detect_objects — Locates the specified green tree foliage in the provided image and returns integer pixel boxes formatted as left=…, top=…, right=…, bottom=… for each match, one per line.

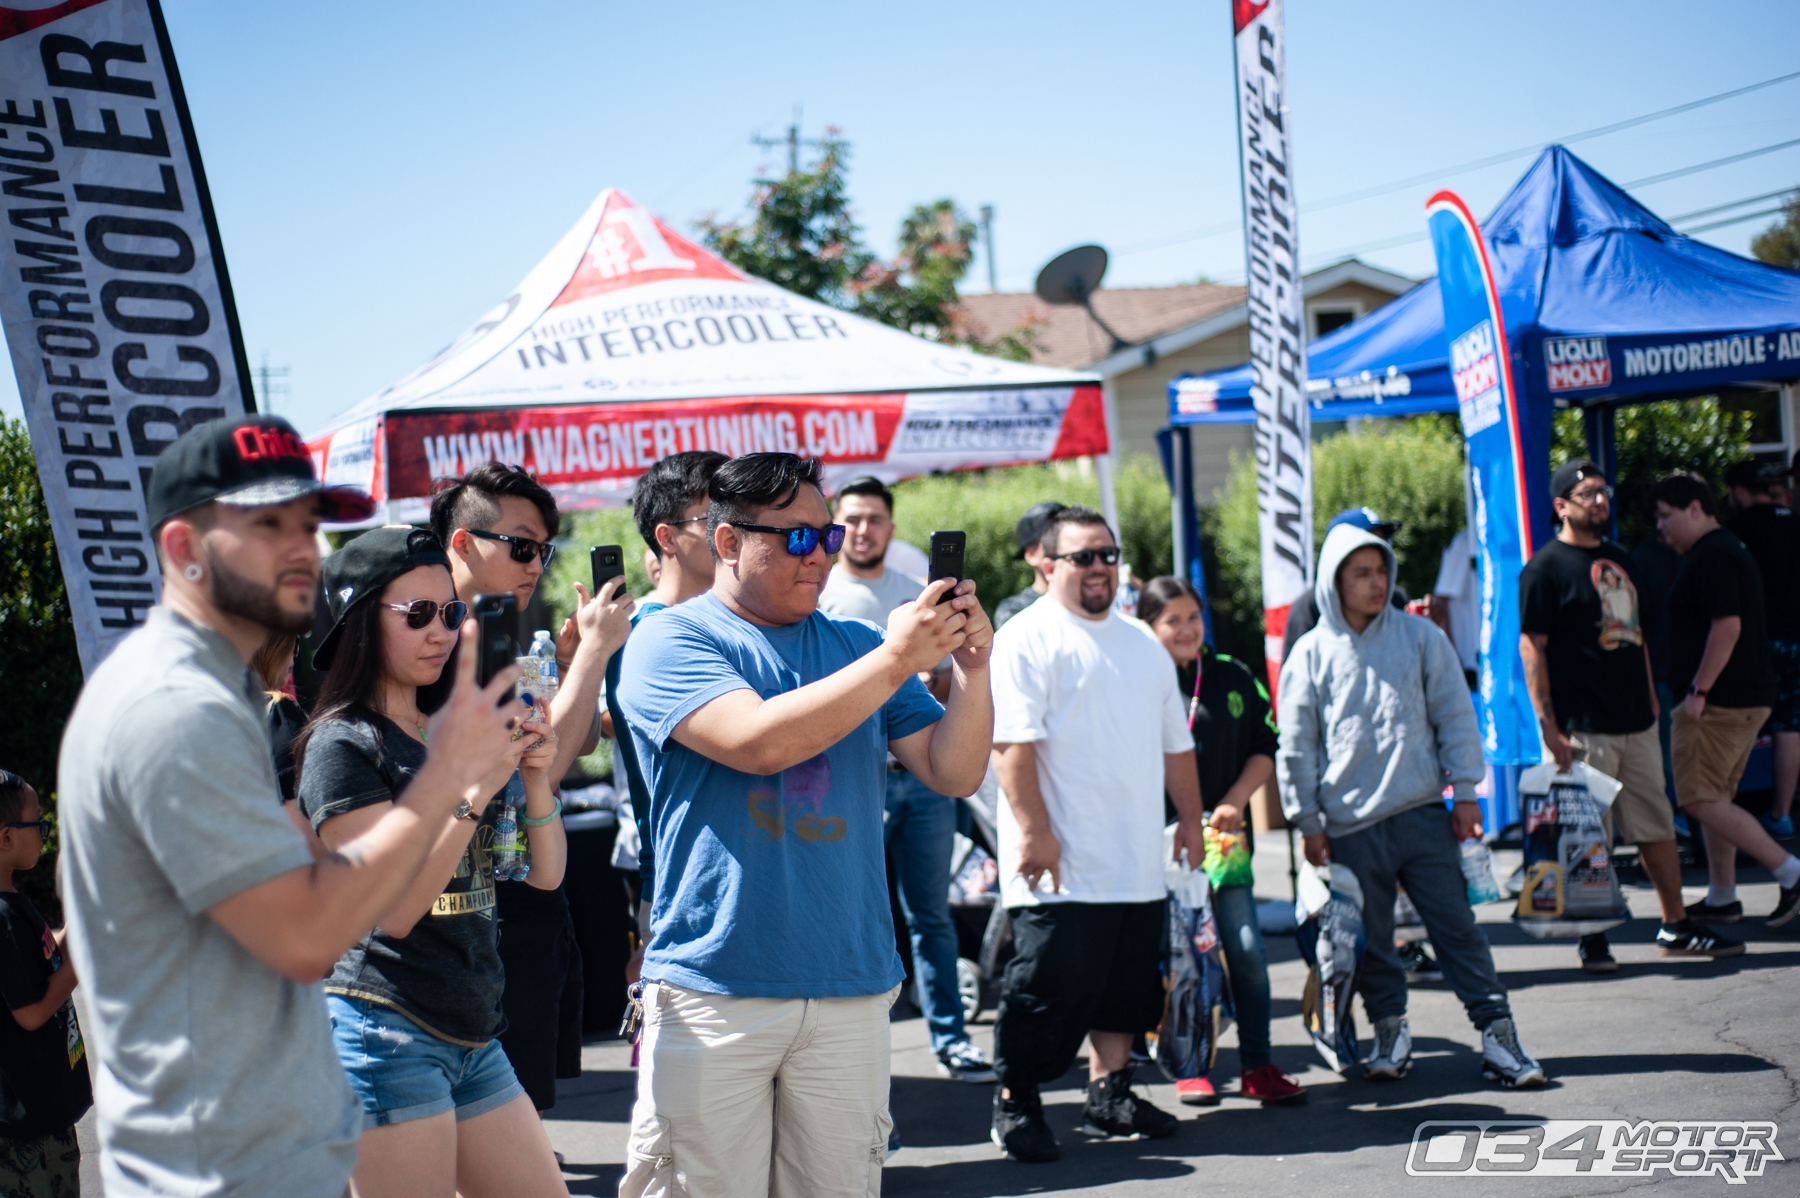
left=0, top=416, right=81, bottom=921
left=1550, top=397, right=1754, bottom=548
left=1750, top=191, right=1800, bottom=271
left=700, top=136, right=1039, bottom=361
left=1214, top=417, right=1469, bottom=677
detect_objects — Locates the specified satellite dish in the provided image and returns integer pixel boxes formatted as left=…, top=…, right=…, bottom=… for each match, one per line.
left=1033, top=244, right=1130, bottom=353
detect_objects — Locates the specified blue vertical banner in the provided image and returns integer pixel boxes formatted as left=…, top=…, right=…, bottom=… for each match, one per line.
left=1427, top=191, right=1540, bottom=766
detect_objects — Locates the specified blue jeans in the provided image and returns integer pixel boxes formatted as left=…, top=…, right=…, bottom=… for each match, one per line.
left=1210, top=884, right=1272, bottom=1071
left=884, top=769, right=967, bottom=1052
left=326, top=994, right=523, bottom=1128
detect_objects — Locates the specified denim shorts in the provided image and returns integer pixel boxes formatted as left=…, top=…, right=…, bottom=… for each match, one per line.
left=326, top=993, right=523, bottom=1129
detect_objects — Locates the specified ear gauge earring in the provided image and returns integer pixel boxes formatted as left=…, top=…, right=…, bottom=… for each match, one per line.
left=183, top=564, right=203, bottom=582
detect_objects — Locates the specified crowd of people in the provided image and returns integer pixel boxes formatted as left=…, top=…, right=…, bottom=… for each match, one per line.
left=2, top=411, right=1798, bottom=1196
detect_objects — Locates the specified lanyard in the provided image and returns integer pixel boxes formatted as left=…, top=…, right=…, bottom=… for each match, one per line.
left=1186, top=656, right=1204, bottom=727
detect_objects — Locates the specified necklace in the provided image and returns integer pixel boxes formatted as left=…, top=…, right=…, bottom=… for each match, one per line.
left=382, top=706, right=429, bottom=744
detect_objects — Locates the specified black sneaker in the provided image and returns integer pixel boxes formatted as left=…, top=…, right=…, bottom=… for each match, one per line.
left=1685, top=897, right=1744, bottom=924
left=1770, top=884, right=1800, bottom=929
left=1397, top=941, right=1442, bottom=982
left=991, top=1088, right=1059, bottom=1162
left=1080, top=1068, right=1179, bottom=1140
left=1577, top=933, right=1617, bottom=974
left=1656, top=920, right=1746, bottom=957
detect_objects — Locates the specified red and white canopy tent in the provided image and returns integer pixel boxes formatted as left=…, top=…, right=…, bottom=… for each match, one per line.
left=307, top=190, right=1105, bottom=524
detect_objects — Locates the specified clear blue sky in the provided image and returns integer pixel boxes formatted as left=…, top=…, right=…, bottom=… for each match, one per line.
left=4, top=0, right=1797, bottom=433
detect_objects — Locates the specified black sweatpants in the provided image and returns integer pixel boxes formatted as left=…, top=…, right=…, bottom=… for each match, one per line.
left=992, top=900, right=1166, bottom=1090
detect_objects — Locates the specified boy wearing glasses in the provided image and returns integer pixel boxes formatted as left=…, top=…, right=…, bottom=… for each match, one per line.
left=0, top=770, right=91, bottom=1198
left=432, top=462, right=636, bottom=1116
left=987, top=505, right=1204, bottom=1162
left=615, top=453, right=994, bottom=1197
left=1520, top=459, right=1707, bottom=970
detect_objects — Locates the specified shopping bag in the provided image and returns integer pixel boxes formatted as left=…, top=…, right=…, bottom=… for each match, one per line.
left=1513, top=760, right=1629, bottom=939
left=1202, top=826, right=1256, bottom=890
left=1294, top=862, right=1365, bottom=1074
left=1155, top=836, right=1234, bottom=1082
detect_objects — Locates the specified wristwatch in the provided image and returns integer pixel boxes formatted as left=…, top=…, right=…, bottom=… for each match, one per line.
left=453, top=799, right=477, bottom=821
left=1687, top=684, right=1709, bottom=699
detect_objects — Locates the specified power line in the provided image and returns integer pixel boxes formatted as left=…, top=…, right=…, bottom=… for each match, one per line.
left=1620, top=136, right=1800, bottom=188
left=1667, top=187, right=1799, bottom=223
left=1680, top=205, right=1792, bottom=235
left=1115, top=69, right=1800, bottom=259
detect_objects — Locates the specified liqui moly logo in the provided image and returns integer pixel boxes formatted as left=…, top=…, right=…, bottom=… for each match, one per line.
left=1451, top=322, right=1499, bottom=403
left=1545, top=336, right=1611, bottom=392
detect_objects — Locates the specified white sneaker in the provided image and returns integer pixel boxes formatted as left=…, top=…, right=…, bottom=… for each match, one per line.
left=1362, top=1015, right=1412, bottom=1080
left=936, top=1039, right=998, bottom=1083
left=1481, top=1017, right=1546, bottom=1088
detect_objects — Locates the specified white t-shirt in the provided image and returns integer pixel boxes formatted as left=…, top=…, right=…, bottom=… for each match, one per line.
left=1434, top=528, right=1480, bottom=672
left=990, top=597, right=1194, bottom=907
left=818, top=564, right=925, bottom=622
left=884, top=538, right=930, bottom=580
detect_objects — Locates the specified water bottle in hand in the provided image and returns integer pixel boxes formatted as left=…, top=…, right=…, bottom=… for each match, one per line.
left=491, top=776, right=530, bottom=882
left=1460, top=838, right=1501, bottom=905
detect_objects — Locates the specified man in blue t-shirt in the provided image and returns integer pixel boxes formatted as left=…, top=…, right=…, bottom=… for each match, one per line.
left=616, top=453, right=994, bottom=1196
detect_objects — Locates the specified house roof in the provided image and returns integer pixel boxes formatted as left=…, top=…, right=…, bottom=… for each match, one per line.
left=956, top=258, right=1416, bottom=377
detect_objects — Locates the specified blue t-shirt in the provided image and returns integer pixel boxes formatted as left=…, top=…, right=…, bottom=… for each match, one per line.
left=617, top=590, right=943, bottom=997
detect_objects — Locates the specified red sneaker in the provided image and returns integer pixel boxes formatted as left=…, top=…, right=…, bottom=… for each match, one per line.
left=1175, top=1076, right=1218, bottom=1106
left=1241, top=1064, right=1307, bottom=1105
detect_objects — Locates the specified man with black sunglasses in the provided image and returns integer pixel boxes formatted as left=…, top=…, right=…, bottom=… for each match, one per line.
left=615, top=453, right=994, bottom=1196
left=431, top=462, right=635, bottom=1117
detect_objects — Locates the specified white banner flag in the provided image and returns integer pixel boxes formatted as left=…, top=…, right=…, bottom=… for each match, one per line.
left=0, top=0, right=254, bottom=672
left=1231, top=0, right=1312, bottom=691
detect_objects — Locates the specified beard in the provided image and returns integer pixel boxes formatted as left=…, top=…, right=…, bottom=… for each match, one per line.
left=204, top=544, right=315, bottom=634
left=1079, top=576, right=1116, bottom=614
left=843, top=545, right=885, bottom=570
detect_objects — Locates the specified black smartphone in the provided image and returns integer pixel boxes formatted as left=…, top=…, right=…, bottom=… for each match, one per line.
left=471, top=592, right=518, bottom=701
left=929, top=531, right=966, bottom=604
left=591, top=544, right=624, bottom=596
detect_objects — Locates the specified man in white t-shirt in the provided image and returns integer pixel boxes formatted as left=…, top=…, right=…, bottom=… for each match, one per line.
left=818, top=476, right=996, bottom=1084
left=1434, top=528, right=1480, bottom=677
left=987, top=505, right=1205, bottom=1163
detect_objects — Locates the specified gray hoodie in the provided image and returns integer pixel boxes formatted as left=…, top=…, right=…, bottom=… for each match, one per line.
left=1277, top=524, right=1483, bottom=839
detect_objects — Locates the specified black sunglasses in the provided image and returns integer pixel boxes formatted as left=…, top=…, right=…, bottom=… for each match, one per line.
left=730, top=522, right=847, bottom=556
left=1047, top=547, right=1122, bottom=568
left=467, top=528, right=557, bottom=567
left=3, top=820, right=51, bottom=838
left=382, top=598, right=470, bottom=630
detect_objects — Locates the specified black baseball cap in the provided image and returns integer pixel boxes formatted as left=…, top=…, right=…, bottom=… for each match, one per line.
left=313, top=526, right=452, bottom=669
left=1552, top=458, right=1604, bottom=501
left=148, top=414, right=376, bottom=531
left=1015, top=501, right=1067, bottom=557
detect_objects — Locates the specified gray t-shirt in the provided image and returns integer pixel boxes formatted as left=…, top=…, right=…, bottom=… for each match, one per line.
left=57, top=608, right=359, bottom=1198
left=819, top=566, right=951, bottom=673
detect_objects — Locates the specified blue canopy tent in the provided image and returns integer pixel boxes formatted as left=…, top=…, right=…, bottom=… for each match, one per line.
left=1165, top=144, right=1800, bottom=587
left=1162, top=145, right=1800, bottom=825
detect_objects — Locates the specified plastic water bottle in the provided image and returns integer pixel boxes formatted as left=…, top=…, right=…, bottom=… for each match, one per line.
left=491, top=775, right=530, bottom=882
left=1113, top=563, right=1140, bottom=618
left=522, top=629, right=559, bottom=715
left=1460, top=839, right=1501, bottom=905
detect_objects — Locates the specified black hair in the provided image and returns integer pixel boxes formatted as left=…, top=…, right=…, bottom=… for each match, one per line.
left=1136, top=576, right=1204, bottom=628
left=706, top=453, right=825, bottom=560
left=1040, top=504, right=1114, bottom=557
left=1724, top=459, right=1783, bottom=497
left=293, top=569, right=456, bottom=782
left=429, top=461, right=561, bottom=549
left=0, top=770, right=31, bottom=825
left=1651, top=473, right=1716, bottom=517
left=632, top=450, right=729, bottom=558
left=833, top=475, right=893, bottom=514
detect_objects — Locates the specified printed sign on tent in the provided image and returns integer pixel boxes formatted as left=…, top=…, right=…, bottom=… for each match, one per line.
left=1427, top=190, right=1540, bottom=766
left=0, top=0, right=255, bottom=672
left=1230, top=0, right=1313, bottom=696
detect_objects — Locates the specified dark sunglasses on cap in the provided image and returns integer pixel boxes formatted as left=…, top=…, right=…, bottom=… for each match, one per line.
left=1047, top=546, right=1122, bottom=568
left=731, top=522, right=847, bottom=556
left=466, top=527, right=557, bottom=567
left=382, top=598, right=470, bottom=630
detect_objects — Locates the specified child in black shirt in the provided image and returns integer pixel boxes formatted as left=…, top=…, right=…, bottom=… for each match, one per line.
left=0, top=769, right=92, bottom=1197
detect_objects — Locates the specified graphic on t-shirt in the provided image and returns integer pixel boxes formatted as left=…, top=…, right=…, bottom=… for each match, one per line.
left=1590, top=559, right=1642, bottom=650
left=745, top=753, right=845, bottom=843
left=39, top=923, right=84, bottom=1066
left=434, top=824, right=497, bottom=917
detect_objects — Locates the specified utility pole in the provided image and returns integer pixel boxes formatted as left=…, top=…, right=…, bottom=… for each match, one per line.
left=980, top=204, right=997, bottom=292
left=751, top=104, right=824, bottom=176
left=255, top=351, right=290, bottom=414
